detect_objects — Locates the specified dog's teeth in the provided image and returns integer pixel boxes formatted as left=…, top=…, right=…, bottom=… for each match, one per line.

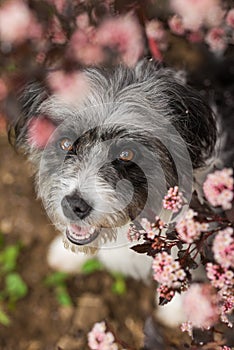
left=66, top=225, right=99, bottom=245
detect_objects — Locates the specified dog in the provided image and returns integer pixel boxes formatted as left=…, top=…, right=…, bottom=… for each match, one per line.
left=8, top=60, right=217, bottom=325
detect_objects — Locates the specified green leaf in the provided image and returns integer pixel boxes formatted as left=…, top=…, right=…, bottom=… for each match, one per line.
left=44, top=272, right=69, bottom=287
left=5, top=273, right=28, bottom=302
left=0, top=232, right=4, bottom=248
left=6, top=63, right=16, bottom=72
left=0, top=245, right=20, bottom=273
left=55, top=286, right=72, bottom=306
left=111, top=275, right=126, bottom=295
left=0, top=308, right=11, bottom=326
left=0, top=292, right=5, bottom=302
left=81, top=258, right=103, bottom=275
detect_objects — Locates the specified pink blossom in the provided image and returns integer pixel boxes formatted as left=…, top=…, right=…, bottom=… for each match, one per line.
left=220, top=293, right=234, bottom=327
left=212, top=228, right=234, bottom=269
left=226, top=8, right=234, bottom=28
left=88, top=321, right=118, bottom=350
left=28, top=117, right=56, bottom=149
left=206, top=263, right=233, bottom=292
left=205, top=262, right=233, bottom=327
left=183, top=283, right=219, bottom=329
left=221, top=347, right=232, bottom=350
left=203, top=168, right=233, bottom=210
left=47, top=70, right=89, bottom=104
left=127, top=223, right=141, bottom=242
left=95, top=15, right=144, bottom=67
left=168, top=15, right=185, bottom=36
left=48, top=16, right=66, bottom=44
left=157, top=284, right=175, bottom=303
left=187, top=31, right=204, bottom=43
left=76, top=12, right=90, bottom=30
left=0, top=79, right=8, bottom=101
left=146, top=19, right=168, bottom=56
left=152, top=251, right=186, bottom=288
left=140, top=217, right=166, bottom=240
left=163, top=186, right=183, bottom=213
left=146, top=20, right=167, bottom=43
left=68, top=29, right=105, bottom=66
left=0, top=0, right=42, bottom=44
left=36, top=51, right=46, bottom=64
left=205, top=27, right=227, bottom=53
left=170, top=0, right=224, bottom=31
left=176, top=209, right=208, bottom=243
left=181, top=321, right=193, bottom=337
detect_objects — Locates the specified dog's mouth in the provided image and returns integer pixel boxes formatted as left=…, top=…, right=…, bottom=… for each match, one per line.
left=66, top=224, right=99, bottom=245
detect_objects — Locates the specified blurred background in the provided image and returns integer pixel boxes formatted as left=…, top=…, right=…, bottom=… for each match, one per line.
left=0, top=0, right=234, bottom=349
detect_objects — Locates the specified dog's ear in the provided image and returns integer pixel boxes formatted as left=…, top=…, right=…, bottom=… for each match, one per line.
left=135, top=61, right=216, bottom=170
left=8, top=82, right=56, bottom=151
left=170, top=80, right=216, bottom=169
left=156, top=70, right=217, bottom=170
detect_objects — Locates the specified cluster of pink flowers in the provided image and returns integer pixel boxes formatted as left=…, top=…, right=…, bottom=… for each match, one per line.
left=168, top=15, right=185, bottom=36
left=182, top=283, right=220, bottom=329
left=169, top=0, right=234, bottom=54
left=145, top=19, right=168, bottom=61
left=226, top=8, right=234, bottom=28
left=205, top=27, right=227, bottom=53
left=152, top=251, right=186, bottom=288
left=47, top=70, right=89, bottom=104
left=0, top=0, right=42, bottom=44
left=203, top=168, right=233, bottom=210
left=212, top=228, right=234, bottom=269
left=163, top=186, right=183, bottom=213
left=140, top=217, right=166, bottom=240
left=68, top=13, right=144, bottom=67
left=206, top=263, right=233, bottom=293
left=127, top=216, right=166, bottom=242
left=157, top=284, right=176, bottom=303
left=88, top=322, right=118, bottom=350
left=181, top=321, right=193, bottom=337
left=1, top=0, right=234, bottom=117
left=95, top=15, right=145, bottom=67
left=0, top=0, right=145, bottom=91
left=206, top=263, right=234, bottom=328
left=170, top=0, right=224, bottom=31
left=127, top=224, right=142, bottom=242
left=175, top=209, right=209, bottom=243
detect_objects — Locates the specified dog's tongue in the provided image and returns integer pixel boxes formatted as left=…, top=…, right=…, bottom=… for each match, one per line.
left=70, top=224, right=90, bottom=236
left=66, top=224, right=98, bottom=245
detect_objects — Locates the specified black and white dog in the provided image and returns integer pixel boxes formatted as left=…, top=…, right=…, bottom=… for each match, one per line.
left=9, top=60, right=218, bottom=325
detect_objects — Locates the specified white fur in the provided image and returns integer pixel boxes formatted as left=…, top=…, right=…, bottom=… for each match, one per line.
left=156, top=293, right=186, bottom=327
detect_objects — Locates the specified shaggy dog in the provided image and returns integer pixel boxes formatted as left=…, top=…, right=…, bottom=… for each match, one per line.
left=9, top=60, right=217, bottom=324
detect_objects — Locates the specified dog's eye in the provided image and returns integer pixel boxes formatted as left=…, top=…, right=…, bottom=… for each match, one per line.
left=60, top=138, right=73, bottom=151
left=119, top=150, right=134, bottom=162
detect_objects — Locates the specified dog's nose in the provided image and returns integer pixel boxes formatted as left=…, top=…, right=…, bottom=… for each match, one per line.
left=61, top=194, right=92, bottom=220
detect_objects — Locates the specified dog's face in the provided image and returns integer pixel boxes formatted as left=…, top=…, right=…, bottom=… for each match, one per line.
left=9, top=61, right=216, bottom=250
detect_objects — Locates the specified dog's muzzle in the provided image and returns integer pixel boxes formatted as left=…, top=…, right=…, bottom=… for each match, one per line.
left=66, top=224, right=99, bottom=245
left=61, top=193, right=92, bottom=220
left=62, top=193, right=99, bottom=245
